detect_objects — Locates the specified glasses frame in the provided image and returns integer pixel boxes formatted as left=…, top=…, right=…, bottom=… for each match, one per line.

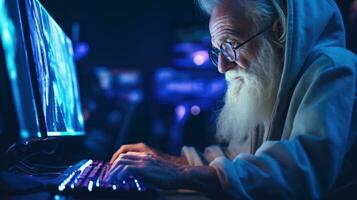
left=209, top=23, right=273, bottom=67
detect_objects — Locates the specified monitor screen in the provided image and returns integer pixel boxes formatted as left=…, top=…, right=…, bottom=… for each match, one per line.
left=25, top=0, right=84, bottom=136
left=0, top=0, right=41, bottom=142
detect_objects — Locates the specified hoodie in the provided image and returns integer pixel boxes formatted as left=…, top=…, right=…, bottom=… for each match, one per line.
left=182, top=0, right=357, bottom=198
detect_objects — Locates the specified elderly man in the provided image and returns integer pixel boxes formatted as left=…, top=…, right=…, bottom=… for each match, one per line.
left=106, top=0, right=357, bottom=199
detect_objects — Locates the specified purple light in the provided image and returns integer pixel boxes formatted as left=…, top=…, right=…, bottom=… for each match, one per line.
left=78, top=43, right=89, bottom=54
left=128, top=91, right=143, bottom=102
left=117, top=72, right=140, bottom=85
left=98, top=74, right=111, bottom=90
left=175, top=105, right=186, bottom=121
left=210, top=80, right=226, bottom=93
left=166, top=83, right=194, bottom=93
left=190, top=105, right=201, bottom=116
left=74, top=42, right=89, bottom=60
left=156, top=68, right=174, bottom=80
left=172, top=43, right=201, bottom=52
left=192, top=51, right=208, bottom=66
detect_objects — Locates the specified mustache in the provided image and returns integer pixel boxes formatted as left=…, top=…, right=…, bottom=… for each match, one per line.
left=225, top=69, right=250, bottom=83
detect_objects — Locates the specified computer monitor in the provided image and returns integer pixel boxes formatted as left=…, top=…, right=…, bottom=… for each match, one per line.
left=1, top=0, right=85, bottom=154
left=22, top=0, right=85, bottom=137
left=0, top=0, right=42, bottom=153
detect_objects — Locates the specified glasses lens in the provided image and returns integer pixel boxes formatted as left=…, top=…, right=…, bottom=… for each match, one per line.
left=221, top=42, right=236, bottom=62
left=209, top=48, right=219, bottom=66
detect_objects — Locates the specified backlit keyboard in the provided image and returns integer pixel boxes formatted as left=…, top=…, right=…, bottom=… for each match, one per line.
left=47, top=159, right=156, bottom=198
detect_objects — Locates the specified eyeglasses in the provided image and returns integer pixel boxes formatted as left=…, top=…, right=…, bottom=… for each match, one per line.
left=209, top=24, right=273, bottom=67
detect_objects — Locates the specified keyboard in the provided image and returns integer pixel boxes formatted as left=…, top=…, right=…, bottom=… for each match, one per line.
left=47, top=159, right=157, bottom=198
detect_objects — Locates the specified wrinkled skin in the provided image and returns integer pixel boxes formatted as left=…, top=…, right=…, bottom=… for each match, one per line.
left=105, top=143, right=189, bottom=188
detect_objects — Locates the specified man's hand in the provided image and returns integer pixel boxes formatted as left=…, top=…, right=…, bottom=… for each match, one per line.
left=105, top=151, right=188, bottom=189
left=106, top=143, right=223, bottom=193
left=109, top=143, right=188, bottom=166
left=105, top=151, right=222, bottom=193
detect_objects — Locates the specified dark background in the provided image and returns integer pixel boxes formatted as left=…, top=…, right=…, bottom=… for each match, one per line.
left=36, top=0, right=356, bottom=161
left=39, top=0, right=220, bottom=161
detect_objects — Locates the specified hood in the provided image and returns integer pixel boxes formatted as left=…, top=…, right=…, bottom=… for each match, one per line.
left=268, top=0, right=346, bottom=139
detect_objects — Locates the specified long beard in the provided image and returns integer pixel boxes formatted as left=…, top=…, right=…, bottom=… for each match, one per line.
left=216, top=38, right=282, bottom=150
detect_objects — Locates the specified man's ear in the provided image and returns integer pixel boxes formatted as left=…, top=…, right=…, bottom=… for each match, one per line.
left=271, top=18, right=285, bottom=48
left=272, top=18, right=281, bottom=36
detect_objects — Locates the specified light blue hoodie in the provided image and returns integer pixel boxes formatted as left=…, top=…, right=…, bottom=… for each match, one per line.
left=182, top=0, right=357, bottom=198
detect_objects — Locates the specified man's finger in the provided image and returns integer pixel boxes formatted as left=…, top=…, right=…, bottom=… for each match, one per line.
left=106, top=165, right=144, bottom=183
left=125, top=151, right=150, bottom=156
left=104, top=164, right=124, bottom=182
left=115, top=158, right=138, bottom=166
left=109, top=143, right=147, bottom=164
left=109, top=145, right=131, bottom=164
left=115, top=151, right=150, bottom=163
left=115, top=165, right=144, bottom=183
left=106, top=159, right=136, bottom=178
left=115, top=153, right=148, bottom=163
left=109, top=153, right=149, bottom=172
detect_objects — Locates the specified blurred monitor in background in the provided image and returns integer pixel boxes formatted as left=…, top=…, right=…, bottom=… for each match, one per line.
left=146, top=23, right=226, bottom=154
left=94, top=67, right=143, bottom=102
left=171, top=24, right=212, bottom=68
left=154, top=68, right=225, bottom=106
left=82, top=67, right=143, bottom=160
left=153, top=67, right=226, bottom=153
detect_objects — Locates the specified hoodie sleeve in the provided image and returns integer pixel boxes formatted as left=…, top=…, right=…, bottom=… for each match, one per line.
left=209, top=55, right=356, bottom=199
left=181, top=145, right=226, bottom=166
left=181, top=146, right=204, bottom=166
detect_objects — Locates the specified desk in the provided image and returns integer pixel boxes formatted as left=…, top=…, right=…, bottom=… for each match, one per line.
left=1, top=190, right=210, bottom=200
left=1, top=171, right=211, bottom=199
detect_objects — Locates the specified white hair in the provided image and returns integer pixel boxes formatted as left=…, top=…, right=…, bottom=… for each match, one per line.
left=216, top=33, right=282, bottom=154
left=199, top=0, right=285, bottom=154
left=196, top=0, right=287, bottom=46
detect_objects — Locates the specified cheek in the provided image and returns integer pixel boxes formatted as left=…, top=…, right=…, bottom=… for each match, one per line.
left=236, top=43, right=258, bottom=69
left=235, top=56, right=249, bottom=69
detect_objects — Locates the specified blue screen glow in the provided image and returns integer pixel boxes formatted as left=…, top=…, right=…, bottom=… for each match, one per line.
left=0, top=0, right=41, bottom=139
left=26, top=0, right=84, bottom=136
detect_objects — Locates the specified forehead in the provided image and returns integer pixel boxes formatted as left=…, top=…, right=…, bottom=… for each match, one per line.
left=209, top=1, right=251, bottom=41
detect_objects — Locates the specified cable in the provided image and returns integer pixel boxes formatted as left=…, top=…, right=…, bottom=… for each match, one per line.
left=19, top=161, right=65, bottom=172
left=21, top=160, right=71, bottom=170
left=12, top=163, right=62, bottom=177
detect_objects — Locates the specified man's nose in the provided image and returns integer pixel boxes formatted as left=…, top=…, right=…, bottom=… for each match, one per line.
left=217, top=54, right=236, bottom=74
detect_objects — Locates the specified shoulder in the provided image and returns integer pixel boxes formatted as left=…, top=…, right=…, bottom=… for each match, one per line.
left=309, top=47, right=356, bottom=72
left=290, top=47, right=356, bottom=107
left=300, top=47, right=356, bottom=83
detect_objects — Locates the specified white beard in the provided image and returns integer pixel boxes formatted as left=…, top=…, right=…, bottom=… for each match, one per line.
left=216, top=38, right=282, bottom=152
